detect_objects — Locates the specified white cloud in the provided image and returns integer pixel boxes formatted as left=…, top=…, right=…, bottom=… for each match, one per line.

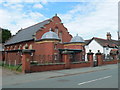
left=0, top=0, right=118, bottom=3
left=59, top=1, right=118, bottom=40
left=33, top=3, right=43, bottom=8
left=0, top=0, right=47, bottom=3
left=0, top=1, right=118, bottom=41
left=3, top=3, right=24, bottom=10
left=0, top=7, right=46, bottom=35
left=41, top=0, right=48, bottom=4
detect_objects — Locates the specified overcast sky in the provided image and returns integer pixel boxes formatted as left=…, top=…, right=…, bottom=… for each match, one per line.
left=0, top=0, right=118, bottom=40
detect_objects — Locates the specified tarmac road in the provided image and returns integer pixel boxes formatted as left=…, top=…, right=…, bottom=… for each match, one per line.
left=2, top=64, right=118, bottom=88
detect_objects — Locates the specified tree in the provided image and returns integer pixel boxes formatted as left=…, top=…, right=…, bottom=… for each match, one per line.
left=0, top=28, right=12, bottom=43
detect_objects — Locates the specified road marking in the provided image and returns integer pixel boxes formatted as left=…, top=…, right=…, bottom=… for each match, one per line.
left=78, top=75, right=112, bottom=85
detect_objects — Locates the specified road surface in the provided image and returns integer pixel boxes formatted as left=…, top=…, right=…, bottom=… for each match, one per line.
left=3, top=64, right=118, bottom=88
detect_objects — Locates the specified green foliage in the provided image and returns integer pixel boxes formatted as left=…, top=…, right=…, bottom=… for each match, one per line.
left=0, top=62, right=22, bottom=72
left=0, top=28, right=12, bottom=43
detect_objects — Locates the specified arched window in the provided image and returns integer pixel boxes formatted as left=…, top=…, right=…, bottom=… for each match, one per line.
left=11, top=46, right=13, bottom=50
left=29, top=44, right=33, bottom=49
left=7, top=46, right=9, bottom=50
left=14, top=46, right=16, bottom=50
left=23, top=43, right=28, bottom=49
left=23, top=44, right=25, bottom=49
left=18, top=45, right=22, bottom=49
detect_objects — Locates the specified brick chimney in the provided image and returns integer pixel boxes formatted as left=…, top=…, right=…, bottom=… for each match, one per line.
left=106, top=32, right=111, bottom=40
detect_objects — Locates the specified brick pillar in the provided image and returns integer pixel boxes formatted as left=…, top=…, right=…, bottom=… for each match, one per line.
left=96, top=50, right=102, bottom=66
left=5, top=51, right=7, bottom=64
left=22, top=50, right=32, bottom=73
left=113, top=54, right=117, bottom=64
left=87, top=50, right=94, bottom=67
left=62, top=50, right=70, bottom=69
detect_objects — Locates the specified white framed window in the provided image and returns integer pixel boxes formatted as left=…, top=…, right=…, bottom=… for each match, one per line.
left=106, top=47, right=109, bottom=50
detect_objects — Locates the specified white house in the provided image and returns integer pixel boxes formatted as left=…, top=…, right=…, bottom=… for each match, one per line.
left=85, top=32, right=118, bottom=61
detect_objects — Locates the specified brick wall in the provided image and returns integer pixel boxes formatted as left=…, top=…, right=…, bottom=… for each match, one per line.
left=103, top=60, right=117, bottom=65
left=5, top=52, right=22, bottom=65
left=30, top=64, right=65, bottom=72
left=35, top=16, right=72, bottom=42
left=5, top=41, right=34, bottom=51
left=30, top=62, right=90, bottom=72
left=70, top=62, right=90, bottom=68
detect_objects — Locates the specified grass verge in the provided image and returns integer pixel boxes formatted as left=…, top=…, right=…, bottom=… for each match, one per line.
left=0, top=62, right=22, bottom=72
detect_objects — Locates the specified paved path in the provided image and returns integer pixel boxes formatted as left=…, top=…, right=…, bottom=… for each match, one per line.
left=2, top=64, right=118, bottom=88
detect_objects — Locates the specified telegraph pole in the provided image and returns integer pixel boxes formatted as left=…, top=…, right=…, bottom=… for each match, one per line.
left=118, top=30, right=120, bottom=60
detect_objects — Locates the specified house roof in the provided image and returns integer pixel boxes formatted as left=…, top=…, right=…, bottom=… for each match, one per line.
left=4, top=19, right=51, bottom=45
left=85, top=39, right=92, bottom=45
left=110, top=49, right=118, bottom=55
left=85, top=37, right=119, bottom=48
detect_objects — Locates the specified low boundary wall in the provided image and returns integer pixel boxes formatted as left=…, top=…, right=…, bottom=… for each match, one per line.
left=103, top=60, right=118, bottom=65
left=30, top=62, right=90, bottom=72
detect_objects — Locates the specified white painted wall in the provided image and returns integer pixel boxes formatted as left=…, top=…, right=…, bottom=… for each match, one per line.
left=86, top=40, right=103, bottom=54
left=85, top=40, right=103, bottom=61
left=85, top=39, right=115, bottom=61
left=103, top=47, right=112, bottom=56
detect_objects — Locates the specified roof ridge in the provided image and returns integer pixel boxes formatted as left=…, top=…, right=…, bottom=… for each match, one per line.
left=93, top=37, right=107, bottom=40
left=5, top=18, right=51, bottom=45
left=12, top=18, right=51, bottom=37
left=22, top=18, right=51, bottom=31
left=93, top=37, right=118, bottom=41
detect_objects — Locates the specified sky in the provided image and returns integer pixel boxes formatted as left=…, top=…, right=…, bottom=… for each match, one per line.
left=0, top=0, right=119, bottom=40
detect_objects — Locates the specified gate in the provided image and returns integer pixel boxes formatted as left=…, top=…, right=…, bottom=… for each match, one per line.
left=93, top=55, right=98, bottom=67
left=93, top=61, right=98, bottom=67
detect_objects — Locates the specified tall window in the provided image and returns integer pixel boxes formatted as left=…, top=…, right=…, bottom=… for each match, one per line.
left=55, top=27, right=58, bottom=35
left=54, top=43, right=57, bottom=50
left=59, top=32, right=62, bottom=42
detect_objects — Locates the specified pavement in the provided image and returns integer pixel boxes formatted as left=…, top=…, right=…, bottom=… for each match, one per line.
left=2, top=64, right=118, bottom=88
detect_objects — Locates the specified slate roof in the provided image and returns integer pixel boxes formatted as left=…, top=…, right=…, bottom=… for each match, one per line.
left=85, top=39, right=92, bottom=45
left=5, top=19, right=51, bottom=45
left=85, top=37, right=119, bottom=48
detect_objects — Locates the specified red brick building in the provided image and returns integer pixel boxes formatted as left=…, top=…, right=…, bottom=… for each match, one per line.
left=4, top=15, right=85, bottom=65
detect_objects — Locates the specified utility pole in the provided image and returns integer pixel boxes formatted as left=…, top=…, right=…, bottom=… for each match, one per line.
left=118, top=2, right=120, bottom=60
left=118, top=30, right=120, bottom=60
